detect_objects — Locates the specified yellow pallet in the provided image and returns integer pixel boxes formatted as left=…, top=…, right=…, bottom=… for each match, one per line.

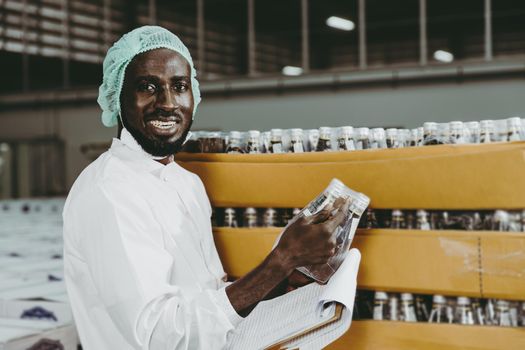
left=328, top=321, right=525, bottom=350
left=213, top=228, right=525, bottom=300
left=177, top=142, right=525, bottom=209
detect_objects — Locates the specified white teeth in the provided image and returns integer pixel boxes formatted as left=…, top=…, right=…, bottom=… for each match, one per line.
left=149, top=120, right=176, bottom=129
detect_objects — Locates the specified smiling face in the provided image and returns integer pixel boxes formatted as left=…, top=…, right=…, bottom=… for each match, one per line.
left=120, top=48, right=194, bottom=157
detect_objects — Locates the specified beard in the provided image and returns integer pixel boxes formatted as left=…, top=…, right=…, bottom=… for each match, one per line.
left=122, top=118, right=192, bottom=157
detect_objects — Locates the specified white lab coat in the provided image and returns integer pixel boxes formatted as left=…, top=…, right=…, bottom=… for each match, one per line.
left=63, top=129, right=243, bottom=350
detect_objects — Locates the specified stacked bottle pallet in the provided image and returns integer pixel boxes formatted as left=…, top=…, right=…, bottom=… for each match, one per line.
left=183, top=116, right=524, bottom=154
left=176, top=129, right=525, bottom=349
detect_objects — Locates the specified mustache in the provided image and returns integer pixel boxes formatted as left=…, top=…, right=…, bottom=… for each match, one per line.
left=146, top=109, right=183, bottom=120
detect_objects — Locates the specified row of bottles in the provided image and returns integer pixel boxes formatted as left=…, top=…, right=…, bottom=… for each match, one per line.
left=353, top=290, right=525, bottom=327
left=213, top=207, right=525, bottom=232
left=183, top=117, right=524, bottom=154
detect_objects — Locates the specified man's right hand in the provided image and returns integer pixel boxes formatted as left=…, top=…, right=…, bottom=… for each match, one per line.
left=273, top=197, right=351, bottom=275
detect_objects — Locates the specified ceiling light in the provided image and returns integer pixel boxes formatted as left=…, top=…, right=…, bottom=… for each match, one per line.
left=433, top=50, right=454, bottom=63
left=326, top=16, right=355, bottom=31
left=282, top=66, right=303, bottom=76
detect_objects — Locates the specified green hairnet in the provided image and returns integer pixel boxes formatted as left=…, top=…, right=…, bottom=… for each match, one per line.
left=97, top=25, right=201, bottom=127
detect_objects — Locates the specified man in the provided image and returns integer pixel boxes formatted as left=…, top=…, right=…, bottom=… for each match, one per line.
left=63, top=26, right=348, bottom=349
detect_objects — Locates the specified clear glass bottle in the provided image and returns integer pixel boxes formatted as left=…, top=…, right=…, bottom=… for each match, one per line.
left=207, top=131, right=226, bottom=153
left=454, top=297, right=475, bottom=325
left=371, top=128, right=387, bottom=149
left=399, top=129, right=410, bottom=148
left=399, top=293, right=417, bottom=322
left=280, top=208, right=294, bottom=226
left=356, top=127, right=370, bottom=150
left=316, top=127, right=333, bottom=152
left=416, top=210, right=431, bottom=230
left=269, top=129, right=284, bottom=154
left=409, top=128, right=419, bottom=147
left=373, top=291, right=389, bottom=320
left=522, top=210, right=525, bottom=233
left=509, top=301, right=519, bottom=327
left=243, top=207, right=258, bottom=228
left=390, top=209, right=406, bottom=229
left=246, top=130, right=261, bottom=154
left=423, top=122, right=440, bottom=145
left=366, top=208, right=379, bottom=229
left=429, top=295, right=450, bottom=323
left=508, top=211, right=522, bottom=232
left=449, top=121, right=467, bottom=144
left=291, top=179, right=370, bottom=283
left=288, top=128, right=305, bottom=153
left=306, top=129, right=320, bottom=152
left=386, top=128, right=399, bottom=149
left=492, top=210, right=510, bottom=231
left=471, top=298, right=485, bottom=325
left=263, top=208, right=278, bottom=227
left=507, top=117, right=522, bottom=142
left=417, top=127, right=424, bottom=146
left=494, top=300, right=512, bottom=327
left=261, top=131, right=271, bottom=153
left=415, top=295, right=430, bottom=322
left=519, top=302, right=525, bottom=326
left=226, top=131, right=244, bottom=154
left=480, top=120, right=496, bottom=143
left=224, top=208, right=238, bottom=228
left=466, top=121, right=481, bottom=144
left=388, top=294, right=400, bottom=321
left=485, top=299, right=496, bottom=325
left=337, top=126, right=356, bottom=151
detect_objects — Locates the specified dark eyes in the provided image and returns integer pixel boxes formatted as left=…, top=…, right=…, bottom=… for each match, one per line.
left=137, top=82, right=189, bottom=94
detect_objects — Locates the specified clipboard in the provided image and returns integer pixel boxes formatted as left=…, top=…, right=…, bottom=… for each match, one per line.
left=265, top=303, right=344, bottom=350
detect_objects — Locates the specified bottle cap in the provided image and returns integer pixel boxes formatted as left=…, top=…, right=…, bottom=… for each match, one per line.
left=338, top=126, right=354, bottom=137
left=229, top=131, right=242, bottom=139
left=496, top=300, right=509, bottom=308
left=375, top=291, right=388, bottom=300
left=423, top=122, right=438, bottom=131
left=386, top=128, right=398, bottom=137
left=358, top=127, right=370, bottom=138
left=433, top=295, right=446, bottom=304
left=319, top=127, right=332, bottom=138
left=225, top=208, right=236, bottom=214
left=457, top=296, right=471, bottom=305
left=270, top=128, right=283, bottom=136
left=244, top=207, right=257, bottom=214
left=507, top=116, right=522, bottom=128
left=248, top=130, right=260, bottom=138
left=449, top=121, right=463, bottom=130
left=392, top=209, right=403, bottom=217
left=466, top=121, right=480, bottom=129
left=416, top=209, right=428, bottom=217
left=290, top=128, right=304, bottom=137
left=480, top=120, right=494, bottom=128
left=372, top=128, right=385, bottom=139
left=401, top=293, right=413, bottom=301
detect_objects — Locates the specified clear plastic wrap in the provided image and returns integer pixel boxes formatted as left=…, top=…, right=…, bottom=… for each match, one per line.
left=284, top=178, right=370, bottom=284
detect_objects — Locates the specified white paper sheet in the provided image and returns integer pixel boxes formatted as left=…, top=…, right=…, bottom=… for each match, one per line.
left=228, top=249, right=361, bottom=350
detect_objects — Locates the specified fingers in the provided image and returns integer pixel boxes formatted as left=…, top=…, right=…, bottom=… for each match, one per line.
left=309, top=203, right=334, bottom=224
left=325, top=197, right=351, bottom=232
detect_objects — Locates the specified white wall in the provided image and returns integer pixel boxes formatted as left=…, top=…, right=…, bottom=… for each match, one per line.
left=0, top=77, right=524, bottom=190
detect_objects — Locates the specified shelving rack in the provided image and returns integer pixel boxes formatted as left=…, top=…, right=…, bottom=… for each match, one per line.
left=177, top=141, right=525, bottom=349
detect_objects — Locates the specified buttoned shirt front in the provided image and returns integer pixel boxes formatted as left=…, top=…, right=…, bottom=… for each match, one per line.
left=63, top=129, right=242, bottom=349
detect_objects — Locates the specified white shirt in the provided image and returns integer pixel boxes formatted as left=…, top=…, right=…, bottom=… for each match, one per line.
left=63, top=129, right=243, bottom=350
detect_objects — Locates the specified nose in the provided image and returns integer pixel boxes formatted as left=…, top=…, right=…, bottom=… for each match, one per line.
left=155, top=87, right=177, bottom=111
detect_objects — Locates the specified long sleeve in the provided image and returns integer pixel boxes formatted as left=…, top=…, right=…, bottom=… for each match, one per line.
left=65, top=180, right=242, bottom=350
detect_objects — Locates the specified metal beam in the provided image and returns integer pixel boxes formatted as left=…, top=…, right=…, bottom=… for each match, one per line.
left=103, top=0, right=112, bottom=52
left=358, top=0, right=367, bottom=69
left=248, top=0, right=256, bottom=76
left=62, top=0, right=70, bottom=88
left=419, top=0, right=427, bottom=66
left=301, top=0, right=309, bottom=73
left=484, top=0, right=493, bottom=61
left=197, top=0, right=205, bottom=75
left=149, top=0, right=157, bottom=25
